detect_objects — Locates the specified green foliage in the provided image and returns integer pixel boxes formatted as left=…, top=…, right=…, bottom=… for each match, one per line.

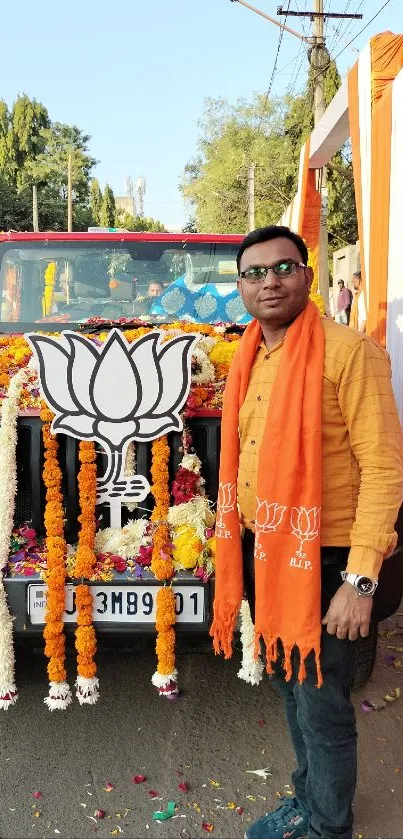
left=0, top=94, right=97, bottom=231
left=115, top=210, right=165, bottom=232
left=182, top=218, right=198, bottom=233
left=89, top=178, right=103, bottom=225
left=181, top=61, right=357, bottom=256
left=100, top=184, right=116, bottom=228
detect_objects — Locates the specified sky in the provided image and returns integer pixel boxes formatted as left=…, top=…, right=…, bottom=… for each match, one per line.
left=1, top=0, right=401, bottom=230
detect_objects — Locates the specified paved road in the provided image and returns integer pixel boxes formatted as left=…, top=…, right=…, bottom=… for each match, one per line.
left=1, top=619, right=402, bottom=839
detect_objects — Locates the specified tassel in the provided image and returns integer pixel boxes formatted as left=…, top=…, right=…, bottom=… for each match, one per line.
left=75, top=675, right=99, bottom=706
left=44, top=681, right=72, bottom=711
left=283, top=646, right=293, bottom=682
left=0, top=683, right=18, bottom=710
left=209, top=603, right=239, bottom=658
left=315, top=648, right=323, bottom=688
left=152, top=669, right=179, bottom=699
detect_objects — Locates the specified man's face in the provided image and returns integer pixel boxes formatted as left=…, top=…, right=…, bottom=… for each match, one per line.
left=338, top=281, right=344, bottom=291
left=148, top=283, right=163, bottom=297
left=237, top=237, right=312, bottom=328
left=352, top=275, right=361, bottom=291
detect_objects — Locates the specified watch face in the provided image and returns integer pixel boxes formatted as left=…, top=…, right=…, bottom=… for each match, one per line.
left=357, top=576, right=375, bottom=594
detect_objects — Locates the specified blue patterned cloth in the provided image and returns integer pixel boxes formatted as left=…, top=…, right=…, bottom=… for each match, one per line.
left=149, top=276, right=252, bottom=324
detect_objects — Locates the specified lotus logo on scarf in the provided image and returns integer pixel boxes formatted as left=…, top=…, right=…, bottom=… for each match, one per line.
left=216, top=482, right=237, bottom=538
left=26, top=329, right=199, bottom=506
left=290, top=506, right=321, bottom=559
left=254, top=500, right=287, bottom=561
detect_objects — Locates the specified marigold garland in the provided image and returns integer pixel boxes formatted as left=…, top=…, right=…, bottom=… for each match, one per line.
left=150, top=436, right=177, bottom=694
left=41, top=404, right=72, bottom=710
left=42, top=262, right=57, bottom=317
left=73, top=441, right=99, bottom=704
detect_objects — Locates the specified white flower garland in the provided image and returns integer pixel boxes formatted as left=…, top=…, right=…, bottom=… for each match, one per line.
left=94, top=518, right=150, bottom=558
left=123, top=441, right=137, bottom=512
left=0, top=364, right=33, bottom=708
left=168, top=496, right=215, bottom=541
left=191, top=347, right=215, bottom=385
left=237, top=599, right=264, bottom=686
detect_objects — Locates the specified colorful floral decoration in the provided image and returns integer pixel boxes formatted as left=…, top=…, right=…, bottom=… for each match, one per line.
left=41, top=404, right=72, bottom=710
left=150, top=436, right=178, bottom=698
left=0, top=364, right=33, bottom=708
left=73, top=441, right=99, bottom=705
left=42, top=262, right=57, bottom=317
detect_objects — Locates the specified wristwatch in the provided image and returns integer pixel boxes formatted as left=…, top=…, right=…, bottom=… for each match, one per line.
left=340, top=571, right=378, bottom=596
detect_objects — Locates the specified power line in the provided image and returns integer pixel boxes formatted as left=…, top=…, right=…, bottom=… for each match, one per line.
left=332, top=0, right=392, bottom=63
left=327, top=0, right=353, bottom=53
left=258, top=0, right=292, bottom=127
left=308, top=0, right=393, bottom=96
left=287, top=42, right=307, bottom=96
left=327, top=1, right=364, bottom=55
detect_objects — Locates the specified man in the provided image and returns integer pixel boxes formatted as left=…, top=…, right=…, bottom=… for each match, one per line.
left=210, top=225, right=403, bottom=839
left=147, top=281, right=164, bottom=298
left=335, top=278, right=352, bottom=324
left=350, top=270, right=367, bottom=332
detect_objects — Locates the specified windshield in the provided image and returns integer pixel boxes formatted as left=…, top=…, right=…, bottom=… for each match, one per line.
left=0, top=240, right=249, bottom=327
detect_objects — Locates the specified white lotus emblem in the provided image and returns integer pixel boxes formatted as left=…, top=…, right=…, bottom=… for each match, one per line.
left=26, top=329, right=199, bottom=514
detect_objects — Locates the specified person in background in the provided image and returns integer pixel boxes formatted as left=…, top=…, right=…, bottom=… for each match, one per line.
left=147, top=281, right=164, bottom=298
left=335, top=279, right=353, bottom=324
left=350, top=270, right=367, bottom=333
left=210, top=224, right=403, bottom=839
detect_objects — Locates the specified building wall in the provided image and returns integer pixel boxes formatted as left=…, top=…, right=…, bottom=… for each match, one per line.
left=115, top=196, right=136, bottom=217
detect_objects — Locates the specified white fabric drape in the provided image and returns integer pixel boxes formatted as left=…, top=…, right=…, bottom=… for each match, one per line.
left=386, top=67, right=403, bottom=423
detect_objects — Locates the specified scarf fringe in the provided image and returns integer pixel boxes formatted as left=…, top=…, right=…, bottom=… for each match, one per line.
left=210, top=602, right=240, bottom=658
left=258, top=633, right=323, bottom=687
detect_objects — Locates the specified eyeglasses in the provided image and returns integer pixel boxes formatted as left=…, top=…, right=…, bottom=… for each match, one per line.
left=239, top=260, right=306, bottom=284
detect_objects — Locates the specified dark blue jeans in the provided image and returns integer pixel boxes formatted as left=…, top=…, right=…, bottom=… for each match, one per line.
left=243, top=530, right=357, bottom=839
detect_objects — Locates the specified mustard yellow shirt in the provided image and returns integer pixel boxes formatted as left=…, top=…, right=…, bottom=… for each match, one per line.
left=237, top=317, right=403, bottom=579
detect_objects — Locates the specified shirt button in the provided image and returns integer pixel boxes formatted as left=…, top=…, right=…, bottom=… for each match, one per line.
left=264, top=354, right=269, bottom=361
left=245, top=481, right=250, bottom=487
left=257, top=395, right=262, bottom=401
left=251, top=440, right=256, bottom=445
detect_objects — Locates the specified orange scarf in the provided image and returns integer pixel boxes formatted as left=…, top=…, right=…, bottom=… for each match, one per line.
left=210, top=301, right=325, bottom=685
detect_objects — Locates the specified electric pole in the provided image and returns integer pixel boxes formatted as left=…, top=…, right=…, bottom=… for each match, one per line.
left=312, top=0, right=330, bottom=305
left=67, top=151, right=73, bottom=232
left=248, top=164, right=255, bottom=232
left=32, top=185, right=39, bottom=232
left=230, top=2, right=363, bottom=304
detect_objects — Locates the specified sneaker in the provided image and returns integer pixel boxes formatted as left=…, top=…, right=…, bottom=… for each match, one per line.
left=244, top=796, right=309, bottom=839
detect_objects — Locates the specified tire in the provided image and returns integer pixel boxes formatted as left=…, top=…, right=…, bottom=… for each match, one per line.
left=352, top=622, right=378, bottom=689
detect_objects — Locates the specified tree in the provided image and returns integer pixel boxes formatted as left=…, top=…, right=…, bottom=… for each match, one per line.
left=4, top=95, right=50, bottom=187
left=181, top=62, right=357, bottom=257
left=182, top=218, right=198, bottom=233
left=100, top=184, right=116, bottom=227
left=0, top=95, right=97, bottom=231
left=181, top=95, right=300, bottom=234
left=89, top=178, right=103, bottom=224
left=115, top=209, right=165, bottom=232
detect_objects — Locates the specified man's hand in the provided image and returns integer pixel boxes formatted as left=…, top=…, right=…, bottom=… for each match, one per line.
left=322, top=581, right=373, bottom=641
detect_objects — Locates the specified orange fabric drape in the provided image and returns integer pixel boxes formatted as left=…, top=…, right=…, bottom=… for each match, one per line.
left=301, top=170, right=321, bottom=255
left=367, top=33, right=403, bottom=345
left=370, top=32, right=403, bottom=106
left=348, top=32, right=403, bottom=346
left=367, top=80, right=394, bottom=345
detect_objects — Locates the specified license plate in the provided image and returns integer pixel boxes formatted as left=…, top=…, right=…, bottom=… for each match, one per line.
left=28, top=584, right=205, bottom=625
